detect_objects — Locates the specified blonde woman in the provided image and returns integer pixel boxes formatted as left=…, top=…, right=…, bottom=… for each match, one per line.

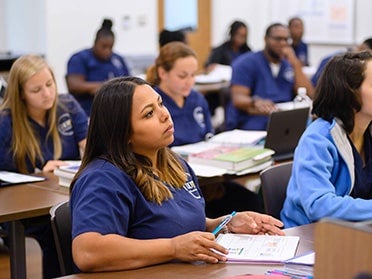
left=0, top=55, right=88, bottom=278
left=0, top=55, right=88, bottom=173
left=146, top=42, right=214, bottom=146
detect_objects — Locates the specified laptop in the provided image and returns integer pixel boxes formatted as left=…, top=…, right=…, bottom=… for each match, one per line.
left=264, top=107, right=310, bottom=162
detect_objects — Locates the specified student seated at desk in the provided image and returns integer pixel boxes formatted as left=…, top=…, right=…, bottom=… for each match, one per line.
left=146, top=42, right=264, bottom=216
left=70, top=76, right=284, bottom=273
left=281, top=51, right=372, bottom=228
left=311, top=37, right=372, bottom=87
left=204, top=20, right=252, bottom=118
left=288, top=16, right=309, bottom=66
left=146, top=42, right=214, bottom=147
left=225, top=22, right=314, bottom=131
left=204, top=20, right=252, bottom=72
left=158, top=28, right=187, bottom=47
left=66, top=18, right=130, bottom=116
left=0, top=55, right=88, bottom=278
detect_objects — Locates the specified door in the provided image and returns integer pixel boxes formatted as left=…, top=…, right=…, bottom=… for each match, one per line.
left=158, top=0, right=211, bottom=72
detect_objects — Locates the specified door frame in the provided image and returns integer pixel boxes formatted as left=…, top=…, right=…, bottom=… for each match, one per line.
left=158, top=0, right=211, bottom=72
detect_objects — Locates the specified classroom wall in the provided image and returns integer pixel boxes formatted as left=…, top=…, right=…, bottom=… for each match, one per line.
left=211, top=0, right=372, bottom=68
left=0, top=1, right=6, bottom=53
left=1, top=0, right=46, bottom=55
left=1, top=0, right=372, bottom=92
left=44, top=0, right=158, bottom=93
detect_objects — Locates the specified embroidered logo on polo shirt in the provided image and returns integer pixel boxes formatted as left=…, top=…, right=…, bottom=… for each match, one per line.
left=111, top=57, right=123, bottom=70
left=58, top=113, right=74, bottom=136
left=193, top=106, right=206, bottom=128
left=283, top=67, right=294, bottom=82
left=183, top=173, right=202, bottom=199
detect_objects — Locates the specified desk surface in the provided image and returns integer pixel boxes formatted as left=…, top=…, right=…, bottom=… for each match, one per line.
left=194, top=80, right=230, bottom=94
left=59, top=224, right=314, bottom=279
left=0, top=172, right=70, bottom=223
left=0, top=183, right=68, bottom=223
left=27, top=171, right=70, bottom=195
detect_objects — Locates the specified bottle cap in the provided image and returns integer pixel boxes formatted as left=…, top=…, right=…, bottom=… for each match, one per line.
left=297, top=87, right=307, bottom=97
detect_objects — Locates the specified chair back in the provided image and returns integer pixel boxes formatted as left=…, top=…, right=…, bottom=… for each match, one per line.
left=260, top=161, right=293, bottom=220
left=50, top=201, right=73, bottom=275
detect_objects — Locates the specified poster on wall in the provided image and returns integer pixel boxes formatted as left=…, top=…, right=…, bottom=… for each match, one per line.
left=271, top=0, right=355, bottom=45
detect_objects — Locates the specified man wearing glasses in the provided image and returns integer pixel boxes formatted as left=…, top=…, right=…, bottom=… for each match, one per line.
left=225, top=23, right=314, bottom=131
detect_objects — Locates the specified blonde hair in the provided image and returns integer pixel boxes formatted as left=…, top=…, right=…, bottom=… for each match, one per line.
left=146, top=41, right=197, bottom=86
left=1, top=55, right=61, bottom=173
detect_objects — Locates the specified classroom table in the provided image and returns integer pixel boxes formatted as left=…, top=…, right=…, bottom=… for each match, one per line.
left=58, top=223, right=314, bottom=279
left=194, top=80, right=230, bottom=94
left=0, top=180, right=69, bottom=279
left=0, top=170, right=270, bottom=279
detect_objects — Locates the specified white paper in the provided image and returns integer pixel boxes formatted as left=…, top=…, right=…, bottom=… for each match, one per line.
left=188, top=163, right=227, bottom=177
left=285, top=251, right=315, bottom=265
left=58, top=161, right=81, bottom=173
left=195, top=64, right=232, bottom=84
left=208, top=130, right=267, bottom=146
left=0, top=171, right=45, bottom=184
left=216, top=234, right=300, bottom=263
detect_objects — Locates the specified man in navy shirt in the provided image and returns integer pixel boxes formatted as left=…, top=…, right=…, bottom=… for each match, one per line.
left=226, top=23, right=314, bottom=131
left=288, top=17, right=309, bottom=66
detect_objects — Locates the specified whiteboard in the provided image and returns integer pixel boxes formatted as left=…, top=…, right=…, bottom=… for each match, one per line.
left=271, top=0, right=355, bottom=44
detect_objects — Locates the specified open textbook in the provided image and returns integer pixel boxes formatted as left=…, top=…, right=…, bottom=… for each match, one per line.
left=216, top=234, right=300, bottom=263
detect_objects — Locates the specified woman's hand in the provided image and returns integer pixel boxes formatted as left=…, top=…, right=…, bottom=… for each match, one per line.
left=227, top=211, right=284, bottom=236
left=170, top=231, right=228, bottom=263
left=42, top=160, right=68, bottom=172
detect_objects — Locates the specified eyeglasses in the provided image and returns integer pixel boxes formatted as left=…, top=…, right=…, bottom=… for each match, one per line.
left=269, top=36, right=291, bottom=43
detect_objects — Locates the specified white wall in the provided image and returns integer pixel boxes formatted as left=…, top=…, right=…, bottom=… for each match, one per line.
left=211, top=0, right=372, bottom=68
left=45, top=0, right=158, bottom=92
left=0, top=1, right=6, bottom=51
left=2, top=0, right=46, bottom=54
left=211, top=0, right=271, bottom=51
left=1, top=0, right=372, bottom=91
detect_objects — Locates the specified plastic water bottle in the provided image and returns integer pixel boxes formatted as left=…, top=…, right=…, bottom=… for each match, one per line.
left=293, top=87, right=312, bottom=108
left=294, top=87, right=313, bottom=126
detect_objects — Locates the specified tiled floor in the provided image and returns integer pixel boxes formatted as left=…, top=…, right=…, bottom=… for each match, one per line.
left=0, top=237, right=42, bottom=279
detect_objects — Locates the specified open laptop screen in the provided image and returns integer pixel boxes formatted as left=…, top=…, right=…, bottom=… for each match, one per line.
left=264, top=107, right=310, bottom=161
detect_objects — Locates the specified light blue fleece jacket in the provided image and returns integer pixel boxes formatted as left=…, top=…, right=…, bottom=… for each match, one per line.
left=281, top=118, right=372, bottom=228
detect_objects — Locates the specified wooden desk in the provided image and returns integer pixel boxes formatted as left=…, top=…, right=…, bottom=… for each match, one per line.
left=0, top=182, right=68, bottom=279
left=58, top=224, right=314, bottom=279
left=194, top=81, right=230, bottom=95
left=314, top=219, right=372, bottom=279
left=27, top=171, right=70, bottom=195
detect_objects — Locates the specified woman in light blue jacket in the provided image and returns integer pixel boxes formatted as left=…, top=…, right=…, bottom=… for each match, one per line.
left=281, top=51, right=372, bottom=228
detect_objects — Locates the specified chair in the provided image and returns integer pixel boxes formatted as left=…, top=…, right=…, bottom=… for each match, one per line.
left=259, top=161, right=293, bottom=220
left=50, top=201, right=74, bottom=275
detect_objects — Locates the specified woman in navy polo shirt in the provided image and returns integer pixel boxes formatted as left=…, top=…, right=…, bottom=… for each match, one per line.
left=0, top=55, right=88, bottom=278
left=146, top=42, right=213, bottom=147
left=66, top=18, right=130, bottom=116
left=70, top=76, right=284, bottom=273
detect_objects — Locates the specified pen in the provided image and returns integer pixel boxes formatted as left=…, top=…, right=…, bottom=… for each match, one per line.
left=212, top=211, right=236, bottom=235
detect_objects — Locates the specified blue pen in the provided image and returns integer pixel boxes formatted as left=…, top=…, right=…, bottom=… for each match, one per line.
left=212, top=211, right=236, bottom=235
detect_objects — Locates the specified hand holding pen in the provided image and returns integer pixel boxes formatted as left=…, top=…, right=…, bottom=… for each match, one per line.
left=211, top=211, right=284, bottom=236
left=212, top=211, right=236, bottom=235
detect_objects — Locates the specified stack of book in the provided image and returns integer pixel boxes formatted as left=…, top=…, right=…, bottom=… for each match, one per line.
left=188, top=145, right=274, bottom=174
left=53, top=161, right=81, bottom=187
